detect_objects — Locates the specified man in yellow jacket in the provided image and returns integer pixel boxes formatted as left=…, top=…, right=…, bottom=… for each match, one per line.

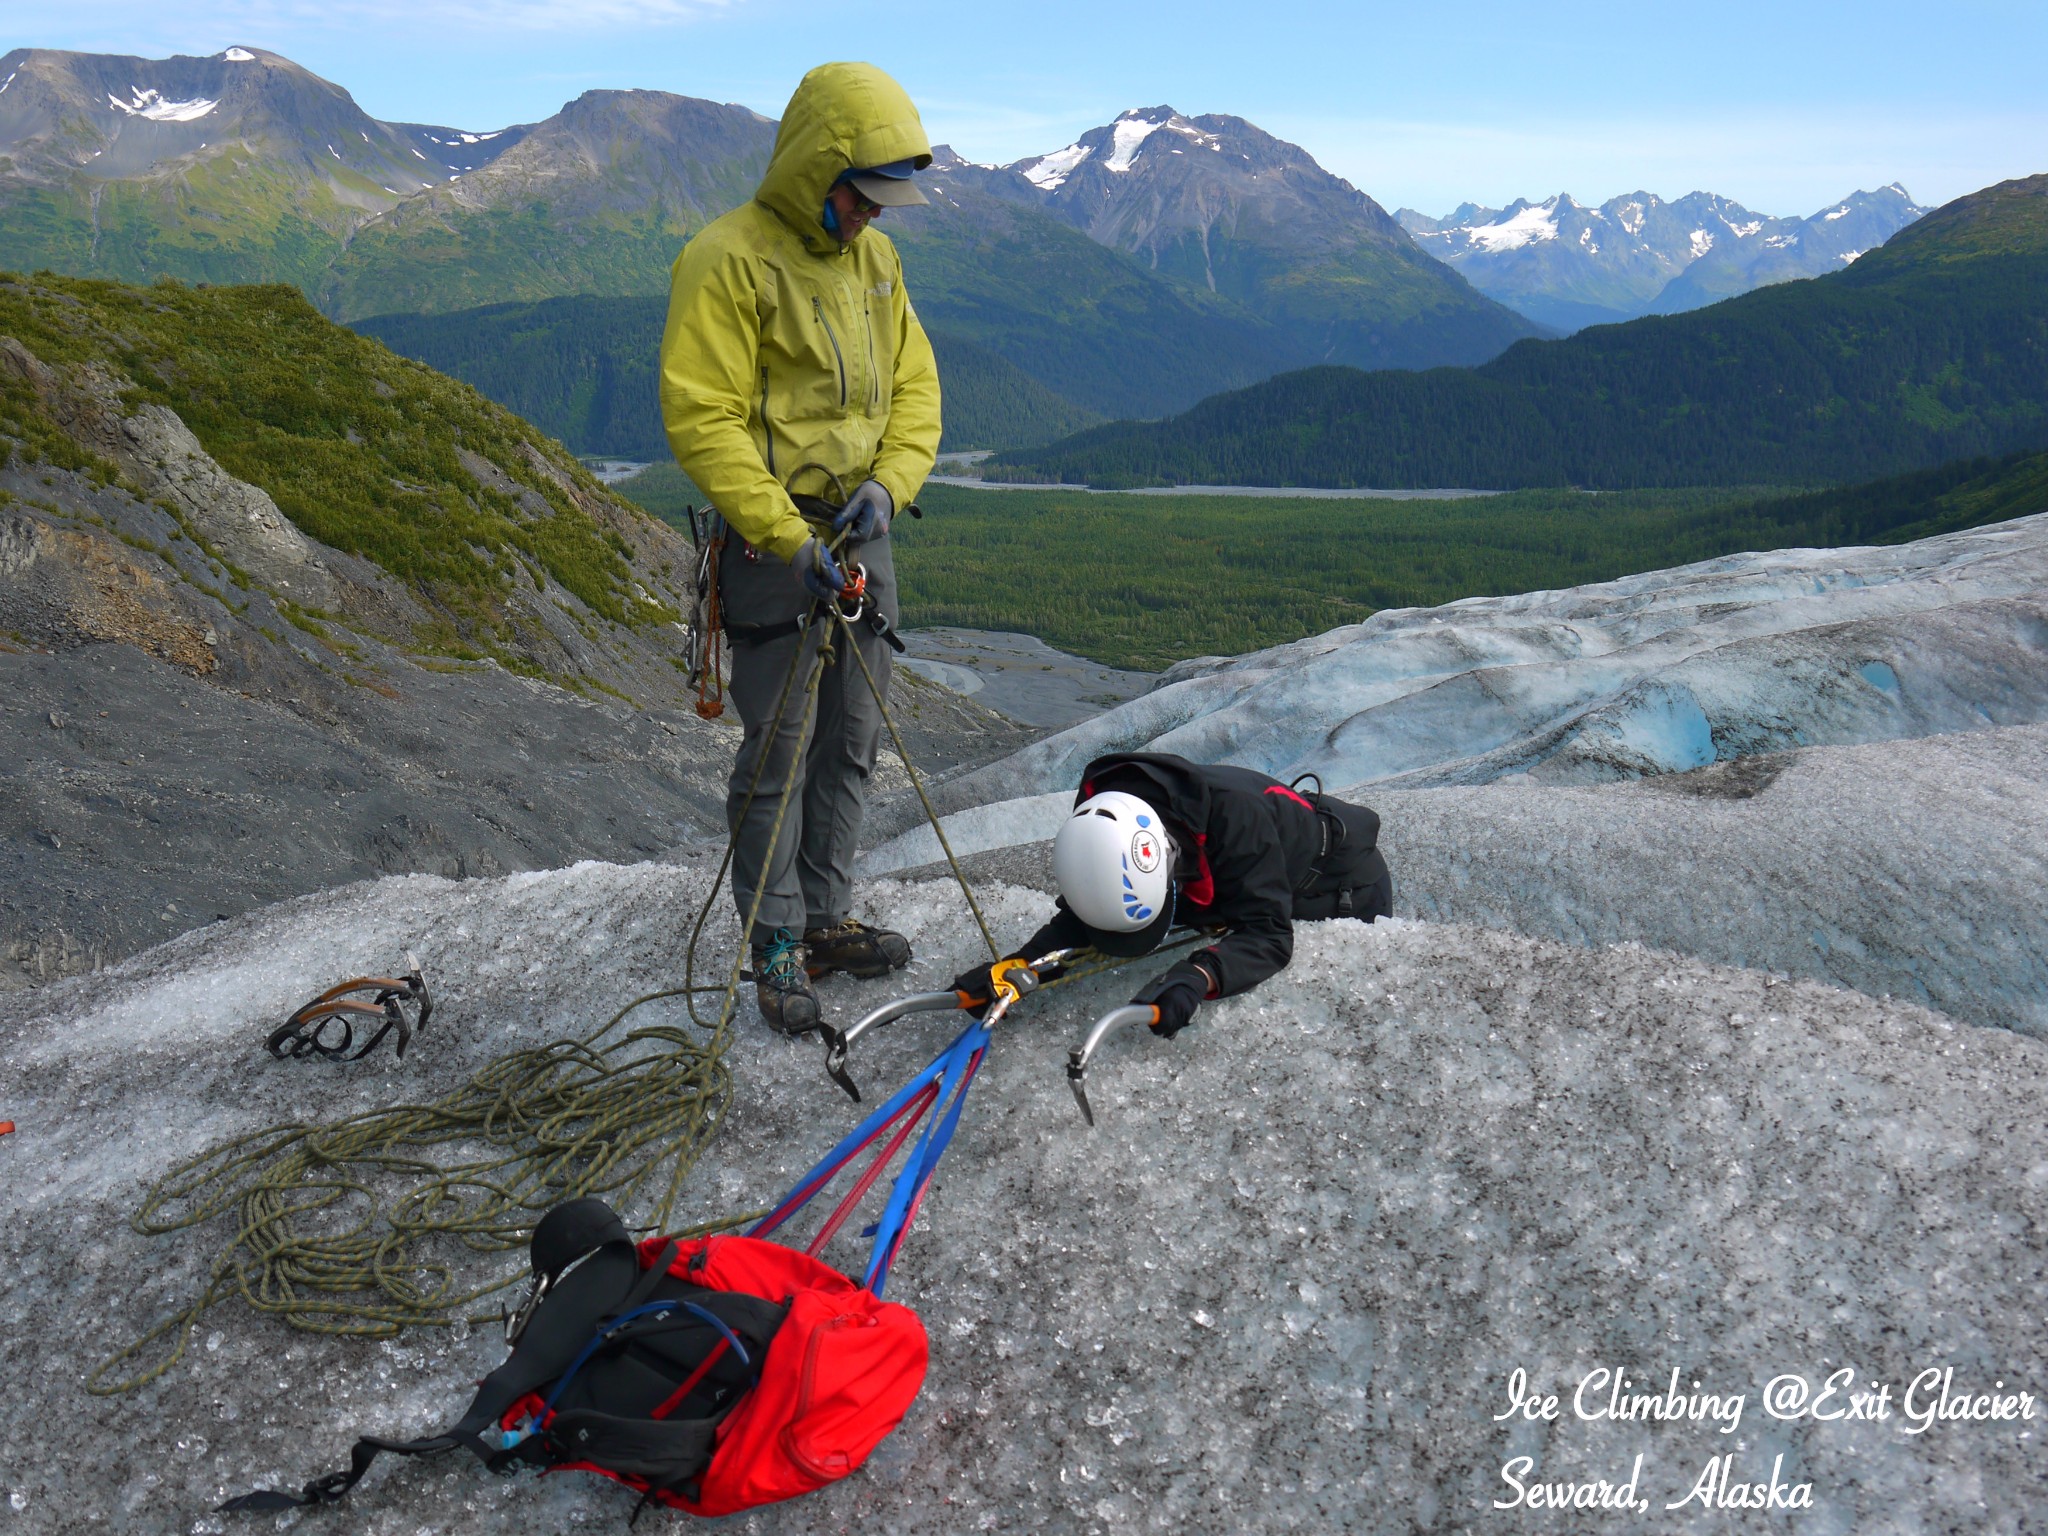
left=660, top=62, right=942, bottom=1033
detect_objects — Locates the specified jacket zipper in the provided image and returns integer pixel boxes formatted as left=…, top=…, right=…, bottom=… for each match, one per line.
left=812, top=295, right=847, bottom=408
left=759, top=366, right=777, bottom=475
left=863, top=298, right=879, bottom=410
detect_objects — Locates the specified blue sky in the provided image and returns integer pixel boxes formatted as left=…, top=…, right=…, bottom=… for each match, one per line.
left=22, top=1, right=2048, bottom=216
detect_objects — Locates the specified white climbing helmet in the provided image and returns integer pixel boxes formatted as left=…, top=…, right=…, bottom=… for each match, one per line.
left=1053, top=790, right=1176, bottom=952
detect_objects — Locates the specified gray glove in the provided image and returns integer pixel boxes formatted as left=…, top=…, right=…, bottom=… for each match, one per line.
left=794, top=535, right=846, bottom=601
left=833, top=479, right=893, bottom=544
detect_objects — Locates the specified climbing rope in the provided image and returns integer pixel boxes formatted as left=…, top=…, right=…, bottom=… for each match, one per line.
left=89, top=984, right=749, bottom=1395
left=825, top=594, right=1000, bottom=961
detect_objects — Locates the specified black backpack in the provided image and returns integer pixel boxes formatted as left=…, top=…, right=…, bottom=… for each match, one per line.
left=221, top=1199, right=788, bottom=1519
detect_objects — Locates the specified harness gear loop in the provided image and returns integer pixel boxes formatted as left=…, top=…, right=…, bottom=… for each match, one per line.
left=694, top=544, right=726, bottom=721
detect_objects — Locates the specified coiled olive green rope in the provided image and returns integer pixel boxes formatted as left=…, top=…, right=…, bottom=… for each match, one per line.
left=88, top=987, right=759, bottom=1395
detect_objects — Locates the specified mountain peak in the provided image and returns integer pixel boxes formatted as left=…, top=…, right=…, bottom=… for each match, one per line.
left=1400, top=182, right=1933, bottom=330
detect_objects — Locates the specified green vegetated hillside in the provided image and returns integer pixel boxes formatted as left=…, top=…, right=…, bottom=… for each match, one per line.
left=888, top=195, right=1298, bottom=420
left=995, top=174, right=2048, bottom=491
left=870, top=458, right=2047, bottom=669
left=0, top=151, right=366, bottom=296
left=353, top=296, right=1102, bottom=457
left=0, top=270, right=684, bottom=670
left=318, top=91, right=776, bottom=321
left=1711, top=447, right=2048, bottom=549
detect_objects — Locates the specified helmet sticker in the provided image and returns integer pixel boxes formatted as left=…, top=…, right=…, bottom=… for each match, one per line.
left=1130, top=829, right=1162, bottom=873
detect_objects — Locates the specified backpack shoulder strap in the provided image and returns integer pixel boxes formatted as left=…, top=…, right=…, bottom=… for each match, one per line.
left=217, top=1238, right=645, bottom=1512
left=447, top=1240, right=645, bottom=1448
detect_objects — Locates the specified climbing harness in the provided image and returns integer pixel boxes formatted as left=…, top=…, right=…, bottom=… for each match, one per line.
left=265, top=961, right=431, bottom=1062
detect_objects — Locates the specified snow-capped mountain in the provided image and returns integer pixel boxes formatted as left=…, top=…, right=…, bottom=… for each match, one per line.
left=0, top=45, right=525, bottom=198
left=1397, top=185, right=1929, bottom=331
left=960, top=106, right=1542, bottom=371
left=1011, top=105, right=1416, bottom=264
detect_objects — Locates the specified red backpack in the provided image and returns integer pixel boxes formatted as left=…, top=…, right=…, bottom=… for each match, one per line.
left=224, top=1017, right=994, bottom=1522
left=220, top=1201, right=927, bottom=1520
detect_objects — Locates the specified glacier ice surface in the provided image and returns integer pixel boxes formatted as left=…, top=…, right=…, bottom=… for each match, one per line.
left=930, top=511, right=2048, bottom=813
left=3, top=844, right=2045, bottom=1532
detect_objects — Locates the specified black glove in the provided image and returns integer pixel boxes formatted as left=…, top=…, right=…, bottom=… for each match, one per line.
left=1133, top=959, right=1214, bottom=1038
left=793, top=534, right=845, bottom=601
left=833, top=479, right=893, bottom=544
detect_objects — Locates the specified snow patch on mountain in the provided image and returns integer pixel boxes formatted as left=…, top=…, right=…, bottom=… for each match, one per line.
left=1464, top=199, right=1560, bottom=252
left=1105, top=114, right=1166, bottom=173
left=221, top=47, right=256, bottom=62
left=1401, top=184, right=1929, bottom=329
left=1022, top=141, right=1092, bottom=191
left=106, top=87, right=218, bottom=123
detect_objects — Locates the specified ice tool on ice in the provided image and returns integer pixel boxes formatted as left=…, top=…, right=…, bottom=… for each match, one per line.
left=1066, top=1003, right=1164, bottom=1127
left=821, top=951, right=1059, bottom=1101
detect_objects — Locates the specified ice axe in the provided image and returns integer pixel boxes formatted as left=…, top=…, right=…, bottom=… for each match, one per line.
left=1065, top=1003, right=1160, bottom=1127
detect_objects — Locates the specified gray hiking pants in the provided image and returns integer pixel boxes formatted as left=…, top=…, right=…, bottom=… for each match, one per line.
left=721, top=529, right=896, bottom=947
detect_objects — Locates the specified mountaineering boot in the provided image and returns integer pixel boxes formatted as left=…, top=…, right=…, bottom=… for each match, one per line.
left=802, top=919, right=913, bottom=980
left=752, top=928, right=820, bottom=1034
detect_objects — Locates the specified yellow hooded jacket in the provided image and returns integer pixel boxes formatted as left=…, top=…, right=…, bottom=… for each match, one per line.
left=658, top=62, right=942, bottom=563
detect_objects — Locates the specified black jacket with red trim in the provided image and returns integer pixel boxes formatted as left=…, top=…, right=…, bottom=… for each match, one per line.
left=1016, top=752, right=1329, bottom=999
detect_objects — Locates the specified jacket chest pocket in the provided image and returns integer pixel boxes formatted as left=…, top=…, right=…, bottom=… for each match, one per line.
left=762, top=283, right=848, bottom=421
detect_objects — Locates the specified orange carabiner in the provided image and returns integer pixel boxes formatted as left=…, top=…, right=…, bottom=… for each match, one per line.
left=836, top=562, right=869, bottom=621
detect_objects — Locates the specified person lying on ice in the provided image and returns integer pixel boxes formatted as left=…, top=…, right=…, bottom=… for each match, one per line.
left=951, top=752, right=1392, bottom=1036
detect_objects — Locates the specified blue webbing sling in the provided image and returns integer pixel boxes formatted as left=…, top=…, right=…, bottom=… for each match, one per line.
left=748, top=1018, right=991, bottom=1295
